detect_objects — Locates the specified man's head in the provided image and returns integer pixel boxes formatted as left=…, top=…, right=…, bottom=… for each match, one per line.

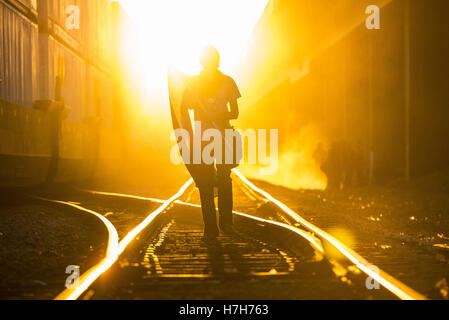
left=200, top=46, right=220, bottom=71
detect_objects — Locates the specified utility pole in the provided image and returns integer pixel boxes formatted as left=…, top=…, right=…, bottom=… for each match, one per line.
left=46, top=58, right=66, bottom=183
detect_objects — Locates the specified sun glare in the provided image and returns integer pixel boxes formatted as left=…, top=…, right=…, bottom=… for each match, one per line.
left=116, top=0, right=268, bottom=111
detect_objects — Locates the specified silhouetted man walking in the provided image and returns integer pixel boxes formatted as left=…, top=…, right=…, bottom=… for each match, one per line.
left=181, top=46, right=241, bottom=241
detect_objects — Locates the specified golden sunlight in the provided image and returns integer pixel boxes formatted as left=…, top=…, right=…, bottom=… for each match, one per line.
left=116, top=0, right=269, bottom=112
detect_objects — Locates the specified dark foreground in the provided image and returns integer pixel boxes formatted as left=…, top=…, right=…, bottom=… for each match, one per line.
left=0, top=171, right=448, bottom=299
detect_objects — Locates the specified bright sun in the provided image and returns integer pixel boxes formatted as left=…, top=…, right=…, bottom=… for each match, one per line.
left=116, top=0, right=268, bottom=111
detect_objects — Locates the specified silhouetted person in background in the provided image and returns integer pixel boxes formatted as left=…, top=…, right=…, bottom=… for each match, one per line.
left=181, top=46, right=241, bottom=241
left=352, top=140, right=366, bottom=186
left=323, top=140, right=344, bottom=189
left=313, top=142, right=327, bottom=175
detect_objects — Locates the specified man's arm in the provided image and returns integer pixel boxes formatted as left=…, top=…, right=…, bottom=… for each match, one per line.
left=228, top=99, right=239, bottom=120
left=211, top=99, right=239, bottom=122
left=227, top=77, right=241, bottom=120
left=215, top=99, right=239, bottom=121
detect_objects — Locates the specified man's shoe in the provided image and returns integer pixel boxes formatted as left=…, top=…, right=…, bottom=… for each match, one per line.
left=220, top=225, right=235, bottom=235
left=202, top=234, right=218, bottom=243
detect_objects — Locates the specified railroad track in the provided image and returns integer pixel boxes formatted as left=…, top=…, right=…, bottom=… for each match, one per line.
left=34, top=170, right=427, bottom=300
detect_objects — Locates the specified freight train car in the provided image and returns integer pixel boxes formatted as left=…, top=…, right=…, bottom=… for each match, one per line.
left=0, top=0, right=130, bottom=186
left=238, top=0, right=449, bottom=186
left=0, top=0, right=38, bottom=107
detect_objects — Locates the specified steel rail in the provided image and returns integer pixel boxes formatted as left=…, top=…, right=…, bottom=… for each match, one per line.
left=49, top=170, right=427, bottom=300
left=75, top=188, right=166, bottom=204
left=232, top=169, right=428, bottom=300
left=32, top=197, right=120, bottom=300
left=77, top=183, right=426, bottom=300
left=70, top=191, right=323, bottom=253
left=174, top=200, right=324, bottom=253
left=37, top=178, right=194, bottom=300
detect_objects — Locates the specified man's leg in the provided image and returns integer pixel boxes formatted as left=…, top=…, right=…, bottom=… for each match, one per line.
left=198, top=184, right=219, bottom=238
left=194, top=164, right=219, bottom=238
left=217, top=165, right=233, bottom=230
